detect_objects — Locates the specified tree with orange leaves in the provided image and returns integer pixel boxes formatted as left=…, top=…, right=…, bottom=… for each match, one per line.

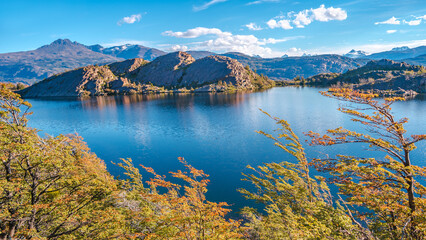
left=307, top=88, right=426, bottom=239
left=0, top=83, right=125, bottom=239
left=116, top=157, right=243, bottom=239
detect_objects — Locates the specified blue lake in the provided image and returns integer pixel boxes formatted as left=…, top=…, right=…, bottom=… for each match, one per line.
left=27, top=87, right=426, bottom=217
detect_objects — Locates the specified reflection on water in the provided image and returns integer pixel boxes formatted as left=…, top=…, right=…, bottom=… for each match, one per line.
left=79, top=92, right=252, bottom=110
left=26, top=87, right=426, bottom=217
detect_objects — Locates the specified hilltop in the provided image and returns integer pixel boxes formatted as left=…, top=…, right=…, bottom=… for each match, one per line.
left=18, top=52, right=274, bottom=97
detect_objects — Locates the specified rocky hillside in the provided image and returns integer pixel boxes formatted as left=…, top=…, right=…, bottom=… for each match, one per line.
left=220, top=53, right=368, bottom=80
left=306, top=59, right=426, bottom=95
left=0, top=39, right=120, bottom=84
left=18, top=52, right=274, bottom=97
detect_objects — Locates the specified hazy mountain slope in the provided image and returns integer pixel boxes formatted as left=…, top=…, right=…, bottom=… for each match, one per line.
left=221, top=53, right=368, bottom=80
left=0, top=39, right=121, bottom=84
left=186, top=51, right=215, bottom=59
left=367, top=46, right=426, bottom=60
left=87, top=44, right=167, bottom=61
left=403, top=54, right=426, bottom=66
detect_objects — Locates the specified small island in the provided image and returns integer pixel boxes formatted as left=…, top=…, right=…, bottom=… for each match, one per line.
left=18, top=51, right=275, bottom=98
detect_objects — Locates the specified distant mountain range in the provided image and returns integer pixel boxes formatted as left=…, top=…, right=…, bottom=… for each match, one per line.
left=343, top=46, right=426, bottom=63
left=1, top=39, right=426, bottom=84
left=220, top=52, right=368, bottom=80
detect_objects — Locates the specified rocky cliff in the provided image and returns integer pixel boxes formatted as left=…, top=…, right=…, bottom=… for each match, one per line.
left=18, top=65, right=118, bottom=97
left=18, top=52, right=274, bottom=97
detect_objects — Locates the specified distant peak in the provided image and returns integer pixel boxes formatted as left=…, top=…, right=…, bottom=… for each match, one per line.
left=344, top=49, right=367, bottom=58
left=51, top=39, right=74, bottom=45
left=36, top=38, right=86, bottom=52
left=391, top=46, right=409, bottom=51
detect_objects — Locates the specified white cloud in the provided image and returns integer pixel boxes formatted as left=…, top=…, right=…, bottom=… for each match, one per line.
left=386, top=30, right=397, bottom=34
left=117, top=14, right=142, bottom=26
left=403, top=19, right=422, bottom=26
left=375, top=16, right=400, bottom=25
left=246, top=22, right=263, bottom=31
left=417, top=15, right=426, bottom=20
left=284, top=47, right=310, bottom=56
left=267, top=19, right=293, bottom=29
left=170, top=45, right=189, bottom=52
left=163, top=27, right=304, bottom=57
left=193, top=0, right=227, bottom=11
left=310, top=5, right=347, bottom=22
left=162, top=27, right=231, bottom=38
left=293, top=10, right=312, bottom=28
left=246, top=0, right=279, bottom=5
left=267, top=5, right=347, bottom=30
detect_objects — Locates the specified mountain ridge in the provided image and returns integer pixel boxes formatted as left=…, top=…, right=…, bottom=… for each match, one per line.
left=2, top=39, right=426, bottom=84
left=0, top=39, right=121, bottom=84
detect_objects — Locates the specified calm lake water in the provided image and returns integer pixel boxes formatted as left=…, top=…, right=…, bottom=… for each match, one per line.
left=27, top=87, right=426, bottom=217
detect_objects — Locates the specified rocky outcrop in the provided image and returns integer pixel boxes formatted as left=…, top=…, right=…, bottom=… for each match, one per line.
left=181, top=55, right=254, bottom=89
left=108, top=58, right=148, bottom=76
left=136, top=52, right=195, bottom=86
left=18, top=52, right=274, bottom=97
left=18, top=65, right=117, bottom=97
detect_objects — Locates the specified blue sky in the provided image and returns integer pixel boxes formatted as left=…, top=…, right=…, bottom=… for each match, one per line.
left=1, top=0, right=425, bottom=57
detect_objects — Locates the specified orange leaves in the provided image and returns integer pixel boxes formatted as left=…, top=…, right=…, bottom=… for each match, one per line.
left=305, top=131, right=335, bottom=146
left=384, top=96, right=405, bottom=102
left=325, top=87, right=378, bottom=101
left=306, top=88, right=426, bottom=239
left=119, top=157, right=243, bottom=239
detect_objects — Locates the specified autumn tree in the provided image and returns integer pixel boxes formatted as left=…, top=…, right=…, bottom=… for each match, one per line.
left=0, top=84, right=124, bottom=239
left=239, top=110, right=365, bottom=240
left=307, top=88, right=426, bottom=239
left=116, top=157, right=243, bottom=239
